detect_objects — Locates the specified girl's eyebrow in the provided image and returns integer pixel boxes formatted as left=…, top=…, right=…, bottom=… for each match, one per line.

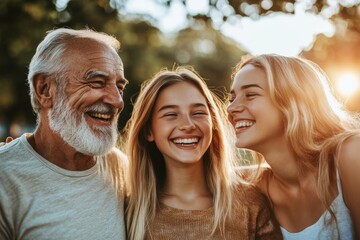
left=158, top=105, right=177, bottom=112
left=157, top=103, right=207, bottom=112
left=241, top=83, right=264, bottom=90
left=230, top=84, right=263, bottom=95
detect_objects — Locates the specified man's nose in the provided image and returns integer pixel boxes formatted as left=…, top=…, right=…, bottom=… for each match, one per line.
left=103, top=84, right=124, bottom=112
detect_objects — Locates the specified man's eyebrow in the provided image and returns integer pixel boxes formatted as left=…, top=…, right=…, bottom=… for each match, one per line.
left=84, top=70, right=129, bottom=85
left=84, top=70, right=108, bottom=80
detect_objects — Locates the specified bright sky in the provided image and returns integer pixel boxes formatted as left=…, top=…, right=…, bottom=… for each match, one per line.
left=123, top=0, right=336, bottom=56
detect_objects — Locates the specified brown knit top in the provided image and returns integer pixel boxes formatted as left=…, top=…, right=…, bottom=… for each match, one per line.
left=145, top=183, right=282, bottom=240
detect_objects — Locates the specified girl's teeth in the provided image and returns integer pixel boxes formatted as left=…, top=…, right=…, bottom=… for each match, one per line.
left=173, top=138, right=199, bottom=144
left=235, top=121, right=254, bottom=128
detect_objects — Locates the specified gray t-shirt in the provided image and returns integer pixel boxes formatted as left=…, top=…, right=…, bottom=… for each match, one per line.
left=0, top=134, right=126, bottom=240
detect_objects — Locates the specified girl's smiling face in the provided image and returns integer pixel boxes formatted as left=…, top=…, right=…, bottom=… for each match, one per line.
left=148, top=81, right=212, bottom=166
left=227, top=64, right=284, bottom=153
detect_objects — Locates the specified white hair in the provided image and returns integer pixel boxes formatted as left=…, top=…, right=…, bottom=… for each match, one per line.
left=28, top=28, right=120, bottom=115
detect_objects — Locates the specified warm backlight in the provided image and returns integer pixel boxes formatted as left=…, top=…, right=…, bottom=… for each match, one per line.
left=336, top=72, right=359, bottom=97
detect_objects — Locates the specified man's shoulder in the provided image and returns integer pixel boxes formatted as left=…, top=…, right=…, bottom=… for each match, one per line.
left=0, top=135, right=21, bottom=151
left=0, top=136, right=26, bottom=167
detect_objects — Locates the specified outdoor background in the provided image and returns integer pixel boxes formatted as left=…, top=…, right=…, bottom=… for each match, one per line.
left=0, top=0, right=359, bottom=142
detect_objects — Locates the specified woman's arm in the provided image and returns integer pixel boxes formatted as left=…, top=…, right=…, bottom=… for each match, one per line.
left=338, top=134, right=360, bottom=238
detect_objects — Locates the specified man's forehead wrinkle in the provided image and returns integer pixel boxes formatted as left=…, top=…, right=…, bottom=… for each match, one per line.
left=67, top=41, right=115, bottom=59
left=87, top=55, right=123, bottom=68
left=64, top=40, right=125, bottom=81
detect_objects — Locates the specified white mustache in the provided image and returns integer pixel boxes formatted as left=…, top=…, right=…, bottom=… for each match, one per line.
left=85, top=103, right=116, bottom=115
left=48, top=98, right=117, bottom=156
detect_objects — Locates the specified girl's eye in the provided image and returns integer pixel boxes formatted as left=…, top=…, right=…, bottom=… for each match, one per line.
left=245, top=93, right=257, bottom=98
left=193, top=111, right=207, bottom=116
left=163, top=113, right=177, bottom=117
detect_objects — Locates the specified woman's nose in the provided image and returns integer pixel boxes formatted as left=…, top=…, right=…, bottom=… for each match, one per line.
left=227, top=99, right=245, bottom=114
left=178, top=115, right=196, bottom=131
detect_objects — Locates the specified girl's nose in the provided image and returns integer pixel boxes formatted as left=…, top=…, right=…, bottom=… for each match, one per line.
left=178, top=115, right=196, bottom=131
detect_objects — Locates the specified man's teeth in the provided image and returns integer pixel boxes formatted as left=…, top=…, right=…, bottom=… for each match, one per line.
left=89, top=112, right=112, bottom=120
left=173, top=138, right=199, bottom=144
left=235, top=121, right=254, bottom=128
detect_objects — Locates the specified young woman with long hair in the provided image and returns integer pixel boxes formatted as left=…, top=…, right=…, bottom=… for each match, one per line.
left=227, top=54, right=360, bottom=239
left=123, top=66, right=282, bottom=240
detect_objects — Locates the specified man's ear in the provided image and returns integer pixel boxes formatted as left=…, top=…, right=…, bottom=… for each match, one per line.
left=33, top=74, right=56, bottom=108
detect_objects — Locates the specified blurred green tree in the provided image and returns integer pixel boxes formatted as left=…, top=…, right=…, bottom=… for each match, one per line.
left=152, top=0, right=360, bottom=111
left=0, top=0, right=245, bottom=141
left=1, top=0, right=359, bottom=141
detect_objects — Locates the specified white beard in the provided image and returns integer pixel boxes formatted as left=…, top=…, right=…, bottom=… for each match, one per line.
left=48, top=97, right=118, bottom=156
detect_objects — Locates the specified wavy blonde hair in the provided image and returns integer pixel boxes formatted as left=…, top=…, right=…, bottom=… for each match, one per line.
left=232, top=54, right=360, bottom=239
left=123, top=66, right=239, bottom=240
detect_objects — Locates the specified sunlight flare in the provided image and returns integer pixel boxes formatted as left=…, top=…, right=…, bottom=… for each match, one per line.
left=336, top=72, right=359, bottom=98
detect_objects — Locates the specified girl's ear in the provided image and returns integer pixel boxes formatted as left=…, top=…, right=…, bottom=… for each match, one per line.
left=33, top=73, right=56, bottom=108
left=146, top=130, right=154, bottom=142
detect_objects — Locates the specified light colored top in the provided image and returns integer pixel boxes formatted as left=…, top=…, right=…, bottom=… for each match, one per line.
left=146, top=184, right=283, bottom=240
left=281, top=171, right=355, bottom=240
left=0, top=134, right=126, bottom=240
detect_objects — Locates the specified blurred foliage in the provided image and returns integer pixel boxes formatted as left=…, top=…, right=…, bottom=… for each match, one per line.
left=0, top=0, right=245, bottom=141
left=162, top=0, right=360, bottom=111
left=302, top=15, right=360, bottom=111
left=306, top=4, right=360, bottom=113
left=0, top=0, right=359, bottom=141
left=169, top=0, right=360, bottom=29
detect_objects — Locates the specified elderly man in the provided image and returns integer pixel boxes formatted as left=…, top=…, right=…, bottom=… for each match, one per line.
left=0, top=28, right=128, bottom=239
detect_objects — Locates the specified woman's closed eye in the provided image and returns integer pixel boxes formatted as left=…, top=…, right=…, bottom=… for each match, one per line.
left=245, top=92, right=258, bottom=99
left=163, top=112, right=177, bottom=118
left=193, top=111, right=208, bottom=116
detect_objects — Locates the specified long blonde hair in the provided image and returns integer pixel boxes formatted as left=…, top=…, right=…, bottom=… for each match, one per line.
left=124, top=66, right=238, bottom=240
left=232, top=54, right=360, bottom=238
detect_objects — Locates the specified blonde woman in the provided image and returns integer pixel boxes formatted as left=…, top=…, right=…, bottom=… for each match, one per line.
left=227, top=54, right=360, bottom=239
left=123, top=66, right=282, bottom=240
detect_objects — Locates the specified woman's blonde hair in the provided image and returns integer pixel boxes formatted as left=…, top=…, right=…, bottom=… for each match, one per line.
left=232, top=54, right=360, bottom=238
left=123, top=66, right=239, bottom=240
